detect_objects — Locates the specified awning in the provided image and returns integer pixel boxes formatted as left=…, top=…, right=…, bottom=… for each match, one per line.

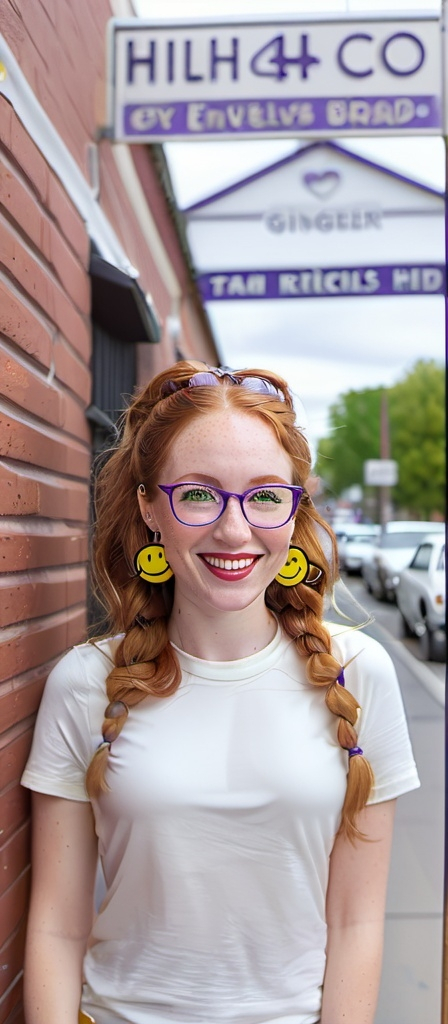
left=89, top=250, right=161, bottom=343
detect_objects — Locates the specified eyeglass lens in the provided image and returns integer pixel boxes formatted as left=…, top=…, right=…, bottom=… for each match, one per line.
left=168, top=484, right=297, bottom=527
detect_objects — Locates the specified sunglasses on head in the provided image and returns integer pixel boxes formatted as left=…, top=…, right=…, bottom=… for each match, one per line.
left=160, top=367, right=286, bottom=402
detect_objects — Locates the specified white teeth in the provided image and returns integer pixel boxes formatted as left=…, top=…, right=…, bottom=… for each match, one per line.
left=204, top=556, right=255, bottom=570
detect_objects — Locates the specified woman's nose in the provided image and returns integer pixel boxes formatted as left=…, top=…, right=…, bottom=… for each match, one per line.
left=212, top=497, right=253, bottom=541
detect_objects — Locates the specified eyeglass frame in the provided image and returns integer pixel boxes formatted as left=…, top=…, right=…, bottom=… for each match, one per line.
left=158, top=482, right=304, bottom=529
left=160, top=368, right=286, bottom=402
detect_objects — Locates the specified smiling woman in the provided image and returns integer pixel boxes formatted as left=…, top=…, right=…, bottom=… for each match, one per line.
left=21, top=361, right=419, bottom=1024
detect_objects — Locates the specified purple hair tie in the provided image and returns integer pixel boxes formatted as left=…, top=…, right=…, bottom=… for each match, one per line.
left=335, top=670, right=363, bottom=758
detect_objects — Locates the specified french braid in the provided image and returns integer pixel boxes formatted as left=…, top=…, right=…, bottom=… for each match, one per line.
left=266, top=500, right=374, bottom=843
left=87, top=360, right=374, bottom=840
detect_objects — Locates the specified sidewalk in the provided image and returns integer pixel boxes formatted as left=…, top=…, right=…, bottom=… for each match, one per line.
left=369, top=622, right=444, bottom=1024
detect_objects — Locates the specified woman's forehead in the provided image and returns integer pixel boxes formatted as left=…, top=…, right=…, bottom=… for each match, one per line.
left=162, top=409, right=292, bottom=472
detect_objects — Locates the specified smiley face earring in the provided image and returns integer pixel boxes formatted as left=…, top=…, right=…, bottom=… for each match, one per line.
left=134, top=533, right=174, bottom=584
left=274, top=547, right=323, bottom=588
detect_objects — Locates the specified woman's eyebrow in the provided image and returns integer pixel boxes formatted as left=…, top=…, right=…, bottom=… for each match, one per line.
left=248, top=476, right=292, bottom=486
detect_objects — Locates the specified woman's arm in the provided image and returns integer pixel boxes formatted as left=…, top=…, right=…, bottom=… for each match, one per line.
left=24, top=793, right=98, bottom=1024
left=320, top=799, right=396, bottom=1024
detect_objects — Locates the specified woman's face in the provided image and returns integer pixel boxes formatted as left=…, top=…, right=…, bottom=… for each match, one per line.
left=138, top=408, right=297, bottom=617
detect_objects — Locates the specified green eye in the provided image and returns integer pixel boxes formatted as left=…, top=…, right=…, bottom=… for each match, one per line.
left=179, top=487, right=217, bottom=503
left=250, top=489, right=282, bottom=504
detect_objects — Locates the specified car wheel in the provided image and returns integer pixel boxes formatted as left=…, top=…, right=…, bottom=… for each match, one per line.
left=372, top=579, right=386, bottom=602
left=400, top=613, right=414, bottom=639
left=418, top=624, right=446, bottom=663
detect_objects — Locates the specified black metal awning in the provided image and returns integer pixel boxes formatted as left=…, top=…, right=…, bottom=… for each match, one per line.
left=89, top=250, right=161, bottom=344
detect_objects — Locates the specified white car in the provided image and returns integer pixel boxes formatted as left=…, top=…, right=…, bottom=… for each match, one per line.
left=361, top=522, right=445, bottom=603
left=338, top=530, right=381, bottom=575
left=396, top=533, right=446, bottom=662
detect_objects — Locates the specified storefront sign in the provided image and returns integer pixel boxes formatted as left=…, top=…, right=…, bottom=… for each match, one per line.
left=196, top=264, right=445, bottom=300
left=108, top=15, right=441, bottom=140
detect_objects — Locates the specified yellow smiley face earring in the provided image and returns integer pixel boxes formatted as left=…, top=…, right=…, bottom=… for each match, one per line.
left=134, top=535, right=174, bottom=584
left=135, top=484, right=174, bottom=584
left=274, top=547, right=323, bottom=588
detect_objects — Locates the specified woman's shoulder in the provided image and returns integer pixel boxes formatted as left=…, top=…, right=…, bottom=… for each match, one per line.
left=45, top=635, right=122, bottom=701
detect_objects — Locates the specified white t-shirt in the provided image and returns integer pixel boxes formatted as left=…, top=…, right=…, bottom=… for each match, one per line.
left=22, top=623, right=419, bottom=1024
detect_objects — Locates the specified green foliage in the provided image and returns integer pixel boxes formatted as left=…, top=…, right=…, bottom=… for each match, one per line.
left=315, top=360, right=445, bottom=520
left=315, top=387, right=382, bottom=493
left=388, top=360, right=445, bottom=519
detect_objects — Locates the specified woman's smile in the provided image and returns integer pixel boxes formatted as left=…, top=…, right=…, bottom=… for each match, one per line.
left=198, top=551, right=262, bottom=580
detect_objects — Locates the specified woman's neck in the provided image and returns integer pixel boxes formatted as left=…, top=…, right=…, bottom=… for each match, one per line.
left=168, top=600, right=278, bottom=661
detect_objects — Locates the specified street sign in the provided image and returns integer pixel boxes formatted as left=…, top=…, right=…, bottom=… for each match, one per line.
left=364, top=459, right=399, bottom=486
left=107, top=15, right=442, bottom=142
left=196, top=264, right=445, bottom=301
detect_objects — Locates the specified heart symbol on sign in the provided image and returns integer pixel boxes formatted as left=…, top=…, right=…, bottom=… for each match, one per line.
left=303, top=171, right=340, bottom=199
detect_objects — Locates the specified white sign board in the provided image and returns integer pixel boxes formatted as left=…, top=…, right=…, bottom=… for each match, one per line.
left=364, top=459, right=399, bottom=486
left=108, top=15, right=442, bottom=141
left=182, top=141, right=445, bottom=299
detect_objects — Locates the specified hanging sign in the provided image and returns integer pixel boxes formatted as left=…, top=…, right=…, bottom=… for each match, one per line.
left=196, top=264, right=446, bottom=301
left=107, top=15, right=442, bottom=142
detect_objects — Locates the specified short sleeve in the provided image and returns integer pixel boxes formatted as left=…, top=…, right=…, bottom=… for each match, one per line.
left=329, top=625, right=420, bottom=803
left=21, top=645, right=105, bottom=801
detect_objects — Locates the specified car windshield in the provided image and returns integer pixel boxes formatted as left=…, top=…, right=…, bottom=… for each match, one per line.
left=380, top=532, right=430, bottom=548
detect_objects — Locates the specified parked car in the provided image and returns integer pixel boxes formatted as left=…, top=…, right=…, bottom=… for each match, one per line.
left=338, top=528, right=381, bottom=575
left=361, top=522, right=445, bottom=602
left=395, top=533, right=446, bottom=662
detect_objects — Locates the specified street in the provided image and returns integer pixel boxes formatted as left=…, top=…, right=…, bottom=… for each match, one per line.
left=330, top=574, right=445, bottom=1024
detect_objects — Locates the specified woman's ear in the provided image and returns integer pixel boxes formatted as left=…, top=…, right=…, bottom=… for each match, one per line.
left=136, top=485, right=156, bottom=530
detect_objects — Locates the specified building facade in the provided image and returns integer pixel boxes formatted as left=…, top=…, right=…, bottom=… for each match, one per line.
left=0, top=3, right=218, bottom=1020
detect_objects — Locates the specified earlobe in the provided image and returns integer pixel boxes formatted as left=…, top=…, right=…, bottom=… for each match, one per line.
left=136, top=487, right=155, bottom=528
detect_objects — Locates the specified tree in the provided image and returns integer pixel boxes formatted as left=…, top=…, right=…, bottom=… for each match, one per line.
left=388, top=360, right=445, bottom=519
left=315, top=360, right=445, bottom=521
left=314, top=387, right=382, bottom=494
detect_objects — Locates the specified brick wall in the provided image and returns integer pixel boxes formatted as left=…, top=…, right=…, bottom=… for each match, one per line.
left=0, top=97, right=91, bottom=1023
left=0, top=5, right=217, bottom=1017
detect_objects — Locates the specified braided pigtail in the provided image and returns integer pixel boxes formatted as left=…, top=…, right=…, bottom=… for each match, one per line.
left=266, top=499, right=374, bottom=843
left=86, top=616, right=181, bottom=797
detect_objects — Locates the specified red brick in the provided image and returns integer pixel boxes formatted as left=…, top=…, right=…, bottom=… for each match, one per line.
left=52, top=336, right=91, bottom=402
left=0, top=414, right=91, bottom=476
left=46, top=221, right=90, bottom=314
left=0, top=919, right=27, bottom=1001
left=3, top=104, right=49, bottom=204
left=0, top=159, right=42, bottom=250
left=0, top=343, right=91, bottom=439
left=0, top=662, right=52, bottom=734
left=0, top=607, right=87, bottom=684
left=0, top=566, right=87, bottom=628
left=0, top=463, right=89, bottom=521
left=47, top=172, right=89, bottom=266
left=0, top=280, right=53, bottom=369
left=47, top=168, right=89, bottom=262
left=0, top=825, right=30, bottom=900
left=0, top=972, right=23, bottom=1023
left=0, top=783, right=30, bottom=853
left=0, top=725, right=34, bottom=793
left=59, top=392, right=91, bottom=444
left=0, top=520, right=88, bottom=572
left=0, top=868, right=30, bottom=949
left=0, top=158, right=90, bottom=313
left=0, top=217, right=90, bottom=363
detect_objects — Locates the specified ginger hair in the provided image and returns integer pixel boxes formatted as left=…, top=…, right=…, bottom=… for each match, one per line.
left=87, top=360, right=374, bottom=841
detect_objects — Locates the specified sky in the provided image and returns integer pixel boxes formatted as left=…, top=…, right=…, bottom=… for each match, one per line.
left=133, top=0, right=445, bottom=453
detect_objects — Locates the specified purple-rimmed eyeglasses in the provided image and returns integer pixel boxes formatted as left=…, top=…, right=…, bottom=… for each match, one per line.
left=158, top=482, right=304, bottom=529
left=160, top=367, right=286, bottom=402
